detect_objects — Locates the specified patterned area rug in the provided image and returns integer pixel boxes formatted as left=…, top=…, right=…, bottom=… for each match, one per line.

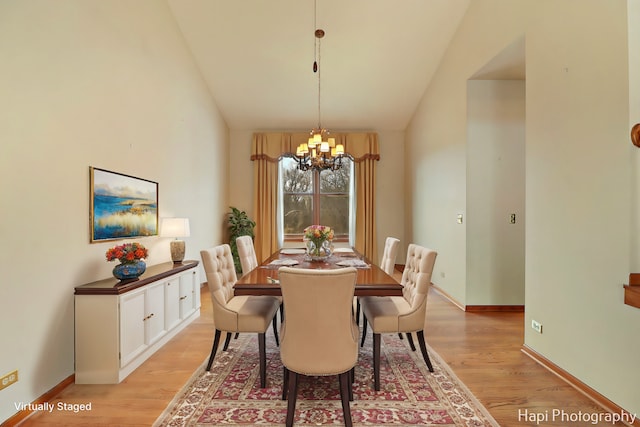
left=154, top=330, right=498, bottom=426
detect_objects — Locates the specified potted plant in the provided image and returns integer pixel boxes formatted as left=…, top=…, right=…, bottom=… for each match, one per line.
left=228, top=207, right=256, bottom=273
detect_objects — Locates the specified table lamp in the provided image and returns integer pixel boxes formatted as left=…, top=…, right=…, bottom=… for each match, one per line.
left=160, top=218, right=190, bottom=263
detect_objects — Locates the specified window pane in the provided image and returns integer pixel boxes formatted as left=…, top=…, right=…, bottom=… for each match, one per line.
left=319, top=158, right=351, bottom=193
left=283, top=194, right=313, bottom=234
left=282, top=157, right=312, bottom=193
left=319, top=194, right=349, bottom=234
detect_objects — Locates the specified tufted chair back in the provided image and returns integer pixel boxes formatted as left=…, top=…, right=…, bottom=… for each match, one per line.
left=379, top=237, right=400, bottom=275
left=201, top=244, right=238, bottom=327
left=236, top=235, right=258, bottom=277
left=400, top=244, right=437, bottom=314
left=278, top=267, right=359, bottom=376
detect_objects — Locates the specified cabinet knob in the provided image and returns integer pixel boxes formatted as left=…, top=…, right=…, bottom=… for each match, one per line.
left=180, top=295, right=187, bottom=301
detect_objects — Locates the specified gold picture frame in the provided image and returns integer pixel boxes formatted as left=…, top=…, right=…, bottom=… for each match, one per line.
left=90, top=167, right=158, bottom=242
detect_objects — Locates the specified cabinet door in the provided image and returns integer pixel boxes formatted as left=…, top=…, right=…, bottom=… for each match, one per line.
left=145, top=282, right=166, bottom=345
left=120, top=289, right=146, bottom=367
left=165, top=277, right=181, bottom=330
left=192, top=270, right=201, bottom=310
left=179, top=272, right=195, bottom=319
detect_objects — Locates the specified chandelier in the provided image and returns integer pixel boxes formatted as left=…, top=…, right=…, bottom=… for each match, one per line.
left=295, top=21, right=346, bottom=171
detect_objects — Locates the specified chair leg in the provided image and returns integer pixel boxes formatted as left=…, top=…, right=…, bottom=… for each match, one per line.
left=405, top=332, right=416, bottom=351
left=285, top=371, right=299, bottom=427
left=258, top=332, right=267, bottom=387
left=398, top=333, right=403, bottom=340
left=272, top=316, right=280, bottom=346
left=282, top=367, right=289, bottom=400
left=206, top=329, right=222, bottom=371
left=360, top=316, right=368, bottom=347
left=339, top=372, right=353, bottom=427
left=416, top=330, right=434, bottom=372
left=355, top=298, right=361, bottom=326
left=280, top=302, right=284, bottom=322
left=349, top=367, right=355, bottom=399
left=222, top=332, right=232, bottom=351
left=234, top=332, right=239, bottom=339
left=373, top=333, right=381, bottom=391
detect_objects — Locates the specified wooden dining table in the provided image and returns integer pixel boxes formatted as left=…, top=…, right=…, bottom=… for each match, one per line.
left=234, top=247, right=403, bottom=297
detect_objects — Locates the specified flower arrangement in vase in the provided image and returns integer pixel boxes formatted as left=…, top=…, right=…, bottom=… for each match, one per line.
left=106, top=242, right=148, bottom=280
left=303, top=225, right=334, bottom=261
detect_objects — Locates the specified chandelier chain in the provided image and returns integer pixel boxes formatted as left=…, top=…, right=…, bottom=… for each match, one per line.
left=293, top=0, right=346, bottom=171
left=317, top=35, right=322, bottom=129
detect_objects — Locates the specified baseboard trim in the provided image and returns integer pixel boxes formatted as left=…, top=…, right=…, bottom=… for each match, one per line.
left=2, top=374, right=75, bottom=427
left=521, top=345, right=639, bottom=427
left=465, top=305, right=524, bottom=312
left=430, top=285, right=523, bottom=312
left=430, top=284, right=465, bottom=311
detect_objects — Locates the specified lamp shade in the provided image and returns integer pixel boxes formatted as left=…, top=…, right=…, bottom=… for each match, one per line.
left=160, top=218, right=190, bottom=238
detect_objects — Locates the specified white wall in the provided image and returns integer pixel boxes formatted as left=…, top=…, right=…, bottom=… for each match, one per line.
left=0, top=1, right=229, bottom=422
left=407, top=0, right=638, bottom=415
left=466, top=80, right=525, bottom=305
left=228, top=129, right=407, bottom=263
left=630, top=0, right=640, bottom=269
left=376, top=131, right=406, bottom=263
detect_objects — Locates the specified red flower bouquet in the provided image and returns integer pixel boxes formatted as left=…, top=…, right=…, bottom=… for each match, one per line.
left=106, top=242, right=148, bottom=264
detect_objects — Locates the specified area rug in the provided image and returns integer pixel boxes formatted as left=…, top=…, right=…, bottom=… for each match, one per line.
left=154, top=330, right=498, bottom=426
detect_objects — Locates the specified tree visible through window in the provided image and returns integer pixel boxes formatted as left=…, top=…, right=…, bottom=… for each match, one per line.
left=280, top=156, right=353, bottom=241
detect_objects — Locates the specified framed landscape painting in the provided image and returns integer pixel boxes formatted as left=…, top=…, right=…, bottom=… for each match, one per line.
left=90, top=167, right=158, bottom=242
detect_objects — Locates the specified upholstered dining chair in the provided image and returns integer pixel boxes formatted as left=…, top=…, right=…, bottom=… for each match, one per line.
left=236, top=235, right=259, bottom=277
left=278, top=266, right=359, bottom=427
left=356, top=236, right=400, bottom=325
left=236, top=235, right=284, bottom=323
left=379, top=237, right=400, bottom=276
left=200, top=244, right=280, bottom=388
left=359, top=243, right=437, bottom=391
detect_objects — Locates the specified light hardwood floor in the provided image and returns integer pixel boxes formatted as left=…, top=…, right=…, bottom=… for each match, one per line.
left=14, top=277, right=625, bottom=426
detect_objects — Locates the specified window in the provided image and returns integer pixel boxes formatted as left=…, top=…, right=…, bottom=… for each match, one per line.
left=279, top=156, right=354, bottom=242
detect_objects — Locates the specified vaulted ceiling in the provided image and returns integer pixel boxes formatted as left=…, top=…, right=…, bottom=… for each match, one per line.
left=167, top=0, right=471, bottom=132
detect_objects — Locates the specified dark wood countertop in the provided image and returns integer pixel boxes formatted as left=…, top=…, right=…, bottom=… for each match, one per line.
left=74, top=260, right=199, bottom=295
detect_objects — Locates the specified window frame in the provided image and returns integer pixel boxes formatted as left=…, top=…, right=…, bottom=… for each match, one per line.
left=280, top=156, right=353, bottom=244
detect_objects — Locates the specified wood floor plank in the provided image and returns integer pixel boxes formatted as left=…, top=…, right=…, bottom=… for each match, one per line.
left=14, top=282, right=628, bottom=426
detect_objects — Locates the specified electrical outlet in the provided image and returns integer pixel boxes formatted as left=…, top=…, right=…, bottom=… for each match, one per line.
left=531, top=320, right=543, bottom=334
left=0, top=370, right=18, bottom=391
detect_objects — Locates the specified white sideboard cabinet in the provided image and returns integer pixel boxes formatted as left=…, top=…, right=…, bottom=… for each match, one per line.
left=74, top=261, right=200, bottom=384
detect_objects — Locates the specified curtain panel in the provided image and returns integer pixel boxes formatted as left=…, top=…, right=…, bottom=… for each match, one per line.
left=251, top=132, right=380, bottom=263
